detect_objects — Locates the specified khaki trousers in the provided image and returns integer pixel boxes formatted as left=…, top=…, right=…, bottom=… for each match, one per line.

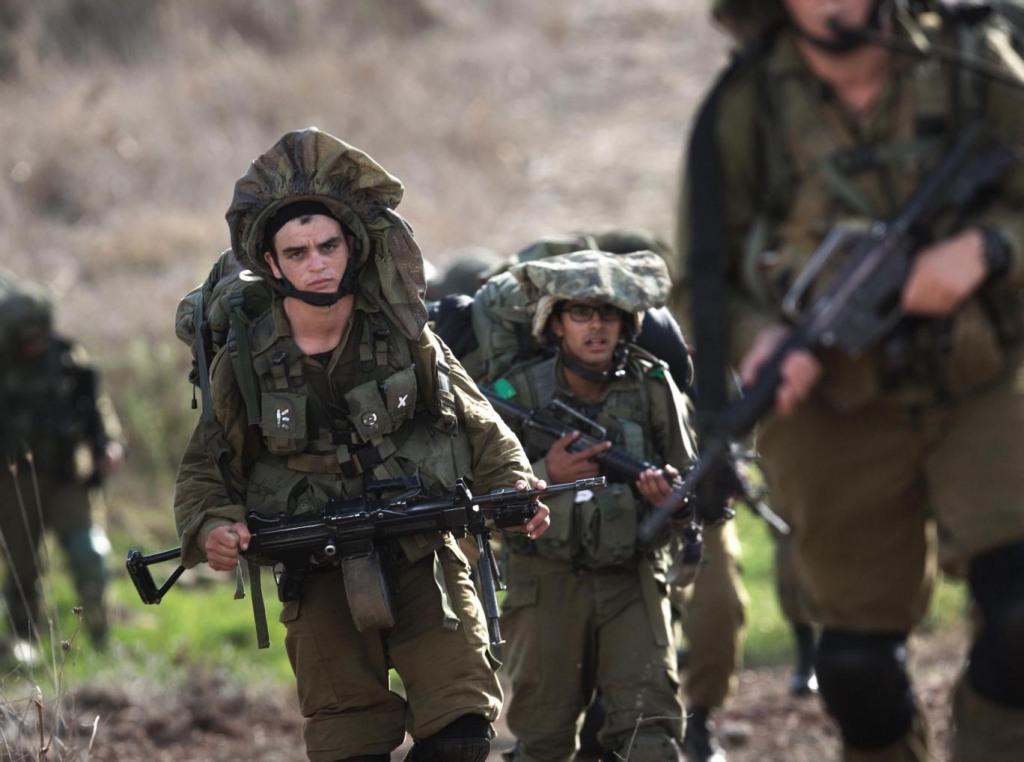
left=501, top=553, right=683, bottom=762
left=281, top=535, right=501, bottom=762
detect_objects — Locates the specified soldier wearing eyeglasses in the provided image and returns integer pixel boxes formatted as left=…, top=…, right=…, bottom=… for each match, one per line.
left=491, top=250, right=697, bottom=762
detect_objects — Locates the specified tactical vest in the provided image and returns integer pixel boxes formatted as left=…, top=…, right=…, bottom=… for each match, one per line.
left=1, top=339, right=99, bottom=479
left=500, top=350, right=663, bottom=568
left=734, top=23, right=1015, bottom=407
left=227, top=303, right=474, bottom=527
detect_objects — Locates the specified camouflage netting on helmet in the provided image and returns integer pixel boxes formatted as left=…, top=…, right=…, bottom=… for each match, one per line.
left=509, top=250, right=670, bottom=342
left=226, top=128, right=429, bottom=339
left=0, top=278, right=53, bottom=351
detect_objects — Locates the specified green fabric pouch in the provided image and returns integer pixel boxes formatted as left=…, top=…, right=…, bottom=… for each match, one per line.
left=345, top=379, right=394, bottom=440
left=260, top=391, right=308, bottom=454
left=580, top=483, right=637, bottom=567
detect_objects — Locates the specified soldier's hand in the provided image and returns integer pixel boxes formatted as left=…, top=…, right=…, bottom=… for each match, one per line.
left=903, top=228, right=987, bottom=316
left=512, top=478, right=550, bottom=540
left=636, top=464, right=677, bottom=506
left=98, top=441, right=125, bottom=477
left=206, top=522, right=251, bottom=572
left=740, top=324, right=821, bottom=417
left=544, top=431, right=610, bottom=483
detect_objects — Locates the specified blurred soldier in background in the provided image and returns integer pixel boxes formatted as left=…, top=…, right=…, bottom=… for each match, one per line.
left=0, top=277, right=124, bottom=660
left=773, top=530, right=819, bottom=696
left=426, top=246, right=503, bottom=300
left=494, top=250, right=694, bottom=762
left=673, top=1, right=1024, bottom=759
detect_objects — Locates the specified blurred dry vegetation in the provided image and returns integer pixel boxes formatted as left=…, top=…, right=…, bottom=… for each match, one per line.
left=0, top=0, right=725, bottom=516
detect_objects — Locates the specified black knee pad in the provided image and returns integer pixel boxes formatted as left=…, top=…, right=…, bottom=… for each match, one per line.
left=968, top=540, right=1024, bottom=708
left=815, top=630, right=915, bottom=750
left=407, top=714, right=493, bottom=762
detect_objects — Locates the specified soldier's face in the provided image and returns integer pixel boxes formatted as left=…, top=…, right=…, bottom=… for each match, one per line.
left=783, top=0, right=877, bottom=42
left=264, top=214, right=351, bottom=293
left=551, top=300, right=623, bottom=372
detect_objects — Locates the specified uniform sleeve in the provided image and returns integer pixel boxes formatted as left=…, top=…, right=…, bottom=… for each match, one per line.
left=648, top=369, right=698, bottom=474
left=66, top=343, right=125, bottom=447
left=669, top=75, right=784, bottom=369
left=972, top=45, right=1024, bottom=290
left=418, top=327, right=535, bottom=493
left=173, top=348, right=250, bottom=568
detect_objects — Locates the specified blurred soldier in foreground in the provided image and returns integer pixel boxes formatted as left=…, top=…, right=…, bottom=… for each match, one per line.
left=673, top=1, right=1024, bottom=758
left=173, top=128, right=549, bottom=762
left=0, top=278, right=124, bottom=658
left=494, top=250, right=695, bottom=762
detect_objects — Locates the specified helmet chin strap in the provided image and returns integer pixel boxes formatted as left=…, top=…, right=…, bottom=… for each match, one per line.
left=559, top=342, right=630, bottom=384
left=793, top=0, right=887, bottom=54
left=270, top=259, right=359, bottom=307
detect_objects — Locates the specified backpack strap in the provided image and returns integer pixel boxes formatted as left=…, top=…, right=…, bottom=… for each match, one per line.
left=227, top=309, right=263, bottom=427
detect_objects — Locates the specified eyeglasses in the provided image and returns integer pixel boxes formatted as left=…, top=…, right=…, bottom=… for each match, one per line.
left=563, top=303, right=623, bottom=323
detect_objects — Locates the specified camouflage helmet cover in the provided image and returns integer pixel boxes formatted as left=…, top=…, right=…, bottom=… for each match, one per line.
left=226, top=128, right=428, bottom=339
left=509, top=250, right=670, bottom=342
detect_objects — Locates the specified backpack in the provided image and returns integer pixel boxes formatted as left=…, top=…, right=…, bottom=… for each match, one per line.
left=174, top=249, right=274, bottom=420
left=469, top=270, right=551, bottom=384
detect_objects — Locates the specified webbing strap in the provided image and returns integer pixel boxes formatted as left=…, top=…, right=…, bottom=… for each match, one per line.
left=245, top=559, right=271, bottom=649
left=688, top=65, right=738, bottom=424
left=229, top=310, right=262, bottom=426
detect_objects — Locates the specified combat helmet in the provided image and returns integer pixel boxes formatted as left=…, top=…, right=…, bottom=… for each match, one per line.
left=509, top=249, right=670, bottom=344
left=711, top=0, right=785, bottom=44
left=226, top=128, right=429, bottom=339
left=0, top=280, right=53, bottom=353
left=429, top=247, right=503, bottom=299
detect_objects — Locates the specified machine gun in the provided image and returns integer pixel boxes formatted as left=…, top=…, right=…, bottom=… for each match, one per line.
left=640, top=126, right=1020, bottom=542
left=127, top=476, right=605, bottom=648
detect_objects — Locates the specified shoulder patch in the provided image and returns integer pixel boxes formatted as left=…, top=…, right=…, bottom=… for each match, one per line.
left=648, top=366, right=666, bottom=381
left=492, top=377, right=518, bottom=400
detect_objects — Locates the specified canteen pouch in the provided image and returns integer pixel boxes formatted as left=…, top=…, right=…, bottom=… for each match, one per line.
left=343, top=548, right=397, bottom=632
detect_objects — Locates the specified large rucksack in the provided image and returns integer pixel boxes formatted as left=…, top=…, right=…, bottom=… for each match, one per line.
left=174, top=249, right=274, bottom=420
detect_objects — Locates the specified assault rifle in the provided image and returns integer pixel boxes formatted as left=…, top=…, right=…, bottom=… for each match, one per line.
left=480, top=388, right=789, bottom=534
left=127, top=475, right=604, bottom=648
left=640, top=126, right=1020, bottom=541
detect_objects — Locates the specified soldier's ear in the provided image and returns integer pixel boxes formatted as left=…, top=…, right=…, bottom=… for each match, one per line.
left=550, top=313, right=565, bottom=339
left=264, top=251, right=283, bottom=279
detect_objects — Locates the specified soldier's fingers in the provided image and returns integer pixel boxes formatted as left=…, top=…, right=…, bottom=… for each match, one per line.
left=526, top=503, right=550, bottom=539
left=572, top=439, right=612, bottom=462
left=550, top=431, right=581, bottom=453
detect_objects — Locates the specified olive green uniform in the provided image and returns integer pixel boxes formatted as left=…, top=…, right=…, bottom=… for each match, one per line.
left=175, top=298, right=532, bottom=760
left=497, top=351, right=694, bottom=762
left=674, top=520, right=747, bottom=710
left=175, top=128, right=537, bottom=762
left=671, top=21, right=1024, bottom=761
left=0, top=338, right=121, bottom=644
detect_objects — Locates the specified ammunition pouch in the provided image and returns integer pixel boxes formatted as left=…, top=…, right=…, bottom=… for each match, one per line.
left=580, top=484, right=638, bottom=567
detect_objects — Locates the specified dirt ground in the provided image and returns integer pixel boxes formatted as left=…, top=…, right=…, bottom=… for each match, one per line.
left=0, top=624, right=967, bottom=762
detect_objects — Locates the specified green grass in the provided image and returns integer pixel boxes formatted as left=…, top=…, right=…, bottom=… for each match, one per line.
left=1, top=500, right=970, bottom=704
